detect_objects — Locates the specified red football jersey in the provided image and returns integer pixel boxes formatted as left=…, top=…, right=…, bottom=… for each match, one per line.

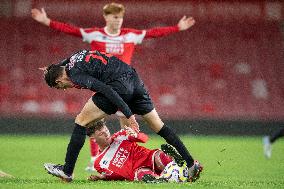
left=50, top=21, right=179, bottom=64
left=93, top=130, right=159, bottom=181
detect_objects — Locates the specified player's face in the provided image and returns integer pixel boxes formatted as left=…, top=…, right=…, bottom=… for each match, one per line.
left=54, top=81, right=68, bottom=89
left=94, top=126, right=111, bottom=146
left=55, top=78, right=73, bottom=90
left=104, top=12, right=124, bottom=31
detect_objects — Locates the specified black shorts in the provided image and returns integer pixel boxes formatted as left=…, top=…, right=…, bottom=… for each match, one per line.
left=92, top=71, right=154, bottom=116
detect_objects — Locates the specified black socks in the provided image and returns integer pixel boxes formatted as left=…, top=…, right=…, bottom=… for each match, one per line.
left=270, top=128, right=284, bottom=143
left=63, top=123, right=86, bottom=175
left=157, top=125, right=194, bottom=167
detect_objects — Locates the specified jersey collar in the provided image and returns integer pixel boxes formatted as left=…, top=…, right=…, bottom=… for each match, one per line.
left=104, top=27, right=121, bottom=37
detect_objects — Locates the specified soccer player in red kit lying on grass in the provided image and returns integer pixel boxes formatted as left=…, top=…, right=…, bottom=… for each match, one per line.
left=85, top=120, right=201, bottom=182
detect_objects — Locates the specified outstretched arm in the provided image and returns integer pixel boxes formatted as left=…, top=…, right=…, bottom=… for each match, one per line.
left=145, top=16, right=195, bottom=38
left=31, top=8, right=82, bottom=37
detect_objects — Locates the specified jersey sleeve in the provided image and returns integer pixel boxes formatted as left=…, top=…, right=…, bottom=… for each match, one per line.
left=104, top=172, right=125, bottom=181
left=144, top=25, right=179, bottom=38
left=50, top=20, right=82, bottom=37
left=111, top=130, right=147, bottom=143
left=94, top=160, right=125, bottom=181
left=69, top=73, right=133, bottom=118
left=128, top=133, right=148, bottom=143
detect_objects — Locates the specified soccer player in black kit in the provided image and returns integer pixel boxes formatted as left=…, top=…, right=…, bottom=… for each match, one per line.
left=42, top=50, right=202, bottom=182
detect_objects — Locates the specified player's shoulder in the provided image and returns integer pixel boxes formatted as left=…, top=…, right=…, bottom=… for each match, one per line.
left=82, top=27, right=104, bottom=33
left=120, top=28, right=144, bottom=35
left=70, top=49, right=89, bottom=58
left=111, top=130, right=128, bottom=140
left=67, top=49, right=89, bottom=67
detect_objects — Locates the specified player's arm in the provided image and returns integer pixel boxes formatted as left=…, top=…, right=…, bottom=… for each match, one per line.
left=129, top=133, right=148, bottom=143
left=88, top=173, right=106, bottom=181
left=123, top=126, right=148, bottom=143
left=31, top=8, right=82, bottom=37
left=92, top=163, right=126, bottom=181
left=70, top=73, right=133, bottom=118
left=88, top=172, right=125, bottom=181
left=145, top=16, right=195, bottom=38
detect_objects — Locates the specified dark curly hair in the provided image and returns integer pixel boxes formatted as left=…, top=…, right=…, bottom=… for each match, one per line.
left=86, top=120, right=107, bottom=137
left=44, top=64, right=64, bottom=87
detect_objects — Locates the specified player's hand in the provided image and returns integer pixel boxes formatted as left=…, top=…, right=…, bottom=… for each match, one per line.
left=127, top=115, right=140, bottom=133
left=178, top=16, right=195, bottom=31
left=31, top=8, right=50, bottom=26
left=123, top=125, right=138, bottom=138
left=88, top=174, right=105, bottom=181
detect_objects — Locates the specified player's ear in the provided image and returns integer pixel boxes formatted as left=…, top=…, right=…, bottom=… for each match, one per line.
left=103, top=14, right=108, bottom=20
left=89, top=136, right=96, bottom=142
left=39, top=67, right=47, bottom=71
left=55, top=79, right=62, bottom=85
left=39, top=67, right=48, bottom=74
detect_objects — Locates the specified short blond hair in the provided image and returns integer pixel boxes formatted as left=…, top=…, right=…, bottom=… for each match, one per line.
left=103, top=2, right=125, bottom=15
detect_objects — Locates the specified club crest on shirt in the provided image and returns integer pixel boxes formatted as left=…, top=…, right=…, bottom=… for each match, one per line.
left=102, top=160, right=108, bottom=165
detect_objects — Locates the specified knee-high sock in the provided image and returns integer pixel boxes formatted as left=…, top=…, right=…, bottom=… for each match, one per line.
left=63, top=123, right=86, bottom=175
left=157, top=125, right=194, bottom=167
left=270, top=128, right=284, bottom=143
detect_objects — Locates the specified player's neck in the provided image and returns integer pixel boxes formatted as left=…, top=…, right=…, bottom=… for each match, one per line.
left=104, top=26, right=120, bottom=36
left=98, top=144, right=108, bottom=151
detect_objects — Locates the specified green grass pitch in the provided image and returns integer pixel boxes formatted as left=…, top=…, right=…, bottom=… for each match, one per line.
left=0, top=135, right=283, bottom=189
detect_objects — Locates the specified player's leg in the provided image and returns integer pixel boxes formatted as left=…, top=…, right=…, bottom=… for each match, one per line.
left=63, top=97, right=107, bottom=174
left=263, top=128, right=284, bottom=158
left=85, top=137, right=99, bottom=172
left=130, top=76, right=202, bottom=180
left=270, top=128, right=284, bottom=143
left=153, top=150, right=173, bottom=173
left=263, top=136, right=272, bottom=158
left=44, top=96, right=108, bottom=181
left=142, top=109, right=196, bottom=168
left=134, top=167, right=159, bottom=181
left=135, top=167, right=168, bottom=183
left=132, top=103, right=202, bottom=181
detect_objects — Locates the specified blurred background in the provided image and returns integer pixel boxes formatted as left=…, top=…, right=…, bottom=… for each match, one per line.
left=0, top=0, right=283, bottom=135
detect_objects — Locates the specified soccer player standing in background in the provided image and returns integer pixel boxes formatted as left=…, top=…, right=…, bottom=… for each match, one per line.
left=31, top=2, right=195, bottom=170
left=263, top=128, right=284, bottom=158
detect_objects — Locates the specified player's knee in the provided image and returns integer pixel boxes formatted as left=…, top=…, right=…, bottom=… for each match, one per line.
left=75, top=114, right=86, bottom=126
left=75, top=111, right=105, bottom=127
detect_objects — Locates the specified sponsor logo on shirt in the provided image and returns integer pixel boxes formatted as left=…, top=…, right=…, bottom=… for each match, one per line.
left=106, top=43, right=124, bottom=55
left=112, top=147, right=129, bottom=168
left=67, top=50, right=87, bottom=70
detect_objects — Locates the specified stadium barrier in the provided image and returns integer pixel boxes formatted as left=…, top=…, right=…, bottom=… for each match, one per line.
left=0, top=117, right=283, bottom=136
